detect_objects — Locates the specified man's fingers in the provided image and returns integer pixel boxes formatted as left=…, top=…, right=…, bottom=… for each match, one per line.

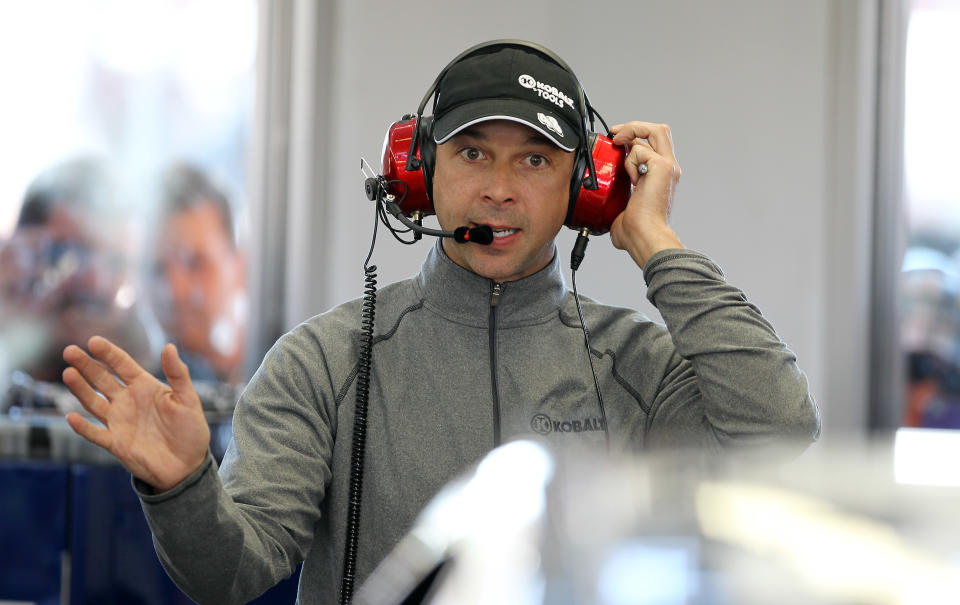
left=88, top=336, right=148, bottom=385
left=62, top=367, right=110, bottom=423
left=611, top=121, right=665, bottom=145
left=625, top=144, right=665, bottom=184
left=161, top=344, right=199, bottom=407
left=66, top=412, right=113, bottom=451
left=610, top=121, right=677, bottom=162
left=63, top=343, right=124, bottom=399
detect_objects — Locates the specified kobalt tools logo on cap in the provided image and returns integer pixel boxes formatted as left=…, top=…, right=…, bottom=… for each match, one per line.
left=538, top=113, right=563, bottom=137
left=517, top=74, right=574, bottom=110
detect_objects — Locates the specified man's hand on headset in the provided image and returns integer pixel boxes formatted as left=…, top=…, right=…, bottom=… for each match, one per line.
left=608, top=121, right=684, bottom=268
left=62, top=336, right=210, bottom=492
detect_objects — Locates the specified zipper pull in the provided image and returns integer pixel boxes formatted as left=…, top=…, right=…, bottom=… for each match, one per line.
left=490, top=282, right=503, bottom=307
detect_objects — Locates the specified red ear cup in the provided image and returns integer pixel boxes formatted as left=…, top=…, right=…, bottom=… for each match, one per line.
left=566, top=134, right=631, bottom=235
left=381, top=117, right=434, bottom=216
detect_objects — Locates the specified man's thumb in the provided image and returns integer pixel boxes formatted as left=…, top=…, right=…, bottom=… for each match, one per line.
left=161, top=344, right=198, bottom=404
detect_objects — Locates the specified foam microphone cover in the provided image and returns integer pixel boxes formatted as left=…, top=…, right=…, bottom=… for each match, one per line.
left=453, top=226, right=494, bottom=245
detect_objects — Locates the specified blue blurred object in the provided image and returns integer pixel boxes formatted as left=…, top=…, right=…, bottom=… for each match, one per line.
left=0, top=460, right=67, bottom=605
left=68, top=464, right=301, bottom=604
left=0, top=415, right=300, bottom=604
left=68, top=464, right=194, bottom=604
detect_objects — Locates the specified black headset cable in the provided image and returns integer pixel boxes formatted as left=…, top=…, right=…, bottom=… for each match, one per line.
left=571, top=229, right=611, bottom=450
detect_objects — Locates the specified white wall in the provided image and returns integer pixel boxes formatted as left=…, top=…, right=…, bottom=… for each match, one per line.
left=305, top=0, right=876, bottom=438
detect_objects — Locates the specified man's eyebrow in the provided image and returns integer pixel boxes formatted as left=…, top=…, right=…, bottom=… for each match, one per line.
left=454, top=126, right=486, bottom=140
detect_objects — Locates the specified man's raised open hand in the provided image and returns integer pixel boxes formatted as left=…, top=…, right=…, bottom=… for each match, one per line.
left=63, top=336, right=210, bottom=491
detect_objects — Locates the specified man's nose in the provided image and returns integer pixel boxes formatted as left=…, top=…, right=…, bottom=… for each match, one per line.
left=482, top=161, right=517, bottom=204
left=165, top=265, right=192, bottom=302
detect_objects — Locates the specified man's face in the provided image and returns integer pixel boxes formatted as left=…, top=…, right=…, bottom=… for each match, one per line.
left=432, top=120, right=575, bottom=282
left=154, top=201, right=244, bottom=356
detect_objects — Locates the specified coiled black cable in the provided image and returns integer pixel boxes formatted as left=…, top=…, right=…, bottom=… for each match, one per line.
left=339, top=192, right=382, bottom=605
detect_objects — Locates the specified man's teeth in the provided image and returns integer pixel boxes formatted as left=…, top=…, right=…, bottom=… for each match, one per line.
left=492, top=228, right=516, bottom=238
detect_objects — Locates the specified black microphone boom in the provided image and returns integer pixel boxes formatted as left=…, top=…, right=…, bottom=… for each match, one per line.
left=363, top=175, right=493, bottom=246
left=381, top=197, right=492, bottom=246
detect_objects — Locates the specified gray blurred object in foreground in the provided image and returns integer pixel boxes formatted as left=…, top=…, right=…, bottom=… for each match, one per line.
left=356, top=435, right=960, bottom=604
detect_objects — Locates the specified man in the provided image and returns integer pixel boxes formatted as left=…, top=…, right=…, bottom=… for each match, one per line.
left=1, top=157, right=154, bottom=406
left=149, top=163, right=247, bottom=385
left=61, top=42, right=820, bottom=604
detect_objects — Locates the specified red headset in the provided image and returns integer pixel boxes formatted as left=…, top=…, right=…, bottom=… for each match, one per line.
left=379, top=40, right=632, bottom=235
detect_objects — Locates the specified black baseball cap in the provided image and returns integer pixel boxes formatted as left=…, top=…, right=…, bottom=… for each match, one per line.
left=430, top=44, right=583, bottom=152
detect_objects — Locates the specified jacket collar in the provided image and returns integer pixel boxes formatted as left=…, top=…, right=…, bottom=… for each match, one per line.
left=415, top=240, right=566, bottom=328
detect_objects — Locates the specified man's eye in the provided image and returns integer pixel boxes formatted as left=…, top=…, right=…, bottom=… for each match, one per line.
left=525, top=154, right=548, bottom=168
left=459, top=147, right=484, bottom=161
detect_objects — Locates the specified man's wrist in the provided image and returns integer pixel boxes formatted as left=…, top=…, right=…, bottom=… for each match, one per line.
left=134, top=453, right=215, bottom=502
left=627, top=228, right=684, bottom=268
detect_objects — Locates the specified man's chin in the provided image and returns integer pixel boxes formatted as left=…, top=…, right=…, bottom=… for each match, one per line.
left=172, top=322, right=209, bottom=349
left=468, top=257, right=532, bottom=283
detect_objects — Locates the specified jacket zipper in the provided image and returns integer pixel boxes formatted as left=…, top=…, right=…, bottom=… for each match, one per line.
left=489, top=282, right=503, bottom=446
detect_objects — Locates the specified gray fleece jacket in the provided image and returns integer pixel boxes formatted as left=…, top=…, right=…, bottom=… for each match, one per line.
left=136, top=242, right=820, bottom=604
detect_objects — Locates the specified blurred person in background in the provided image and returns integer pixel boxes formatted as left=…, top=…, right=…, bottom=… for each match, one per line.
left=0, top=156, right=156, bottom=412
left=901, top=246, right=960, bottom=428
left=148, top=163, right=248, bottom=387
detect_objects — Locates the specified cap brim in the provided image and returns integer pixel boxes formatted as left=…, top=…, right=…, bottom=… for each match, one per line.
left=432, top=98, right=579, bottom=152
